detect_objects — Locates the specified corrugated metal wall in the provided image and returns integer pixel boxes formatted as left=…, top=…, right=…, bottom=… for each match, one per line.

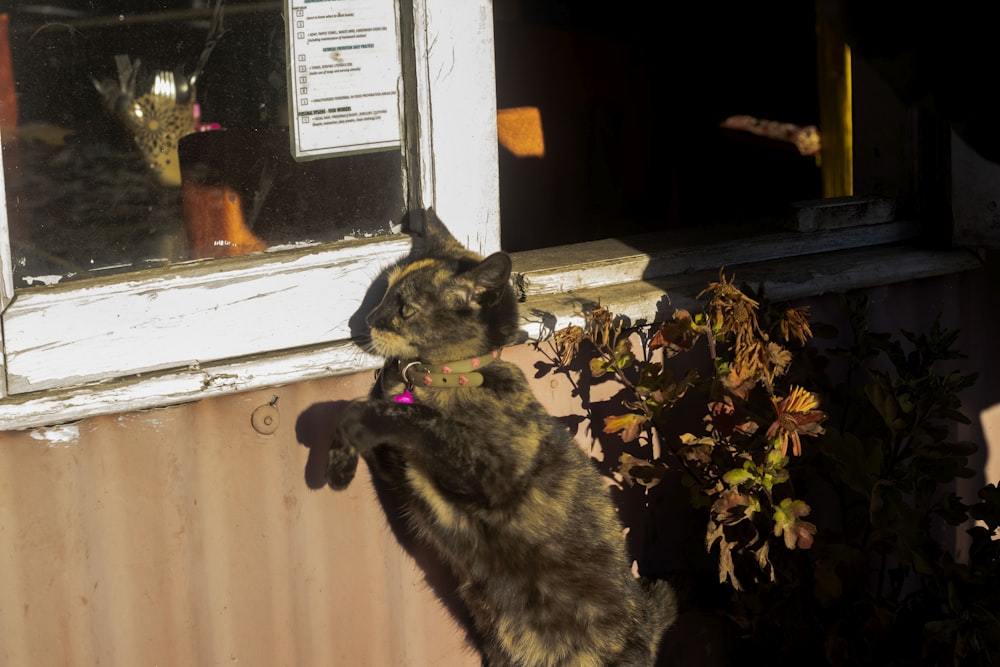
left=1, top=272, right=998, bottom=666
left=0, top=369, right=480, bottom=667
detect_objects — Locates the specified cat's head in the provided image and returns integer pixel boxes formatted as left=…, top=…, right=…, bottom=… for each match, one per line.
left=365, top=210, right=518, bottom=363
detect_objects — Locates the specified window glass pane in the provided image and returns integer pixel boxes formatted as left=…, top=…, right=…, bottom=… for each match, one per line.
left=1, top=0, right=405, bottom=288
left=494, top=0, right=824, bottom=251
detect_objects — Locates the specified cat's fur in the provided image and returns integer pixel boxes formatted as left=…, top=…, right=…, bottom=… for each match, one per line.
left=328, top=210, right=676, bottom=666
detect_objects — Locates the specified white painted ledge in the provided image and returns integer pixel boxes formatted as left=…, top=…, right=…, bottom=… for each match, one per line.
left=514, top=244, right=983, bottom=343
left=0, top=340, right=379, bottom=431
left=0, top=240, right=982, bottom=430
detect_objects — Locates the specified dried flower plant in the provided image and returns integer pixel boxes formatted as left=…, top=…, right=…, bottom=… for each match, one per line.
left=538, top=283, right=999, bottom=665
left=546, top=271, right=826, bottom=590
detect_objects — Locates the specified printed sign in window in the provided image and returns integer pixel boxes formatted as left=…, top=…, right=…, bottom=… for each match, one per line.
left=286, top=0, right=402, bottom=159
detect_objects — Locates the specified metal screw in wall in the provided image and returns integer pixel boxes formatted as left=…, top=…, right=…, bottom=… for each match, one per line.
left=251, top=396, right=280, bottom=435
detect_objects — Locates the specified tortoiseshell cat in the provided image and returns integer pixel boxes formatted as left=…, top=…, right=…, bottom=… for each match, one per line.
left=328, top=210, right=676, bottom=666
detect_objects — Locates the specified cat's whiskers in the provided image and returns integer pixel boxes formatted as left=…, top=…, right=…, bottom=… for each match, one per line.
left=365, top=329, right=418, bottom=360
left=339, top=341, right=380, bottom=371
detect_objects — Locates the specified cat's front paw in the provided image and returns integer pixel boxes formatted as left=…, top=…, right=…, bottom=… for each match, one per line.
left=326, top=401, right=367, bottom=489
left=326, top=441, right=359, bottom=490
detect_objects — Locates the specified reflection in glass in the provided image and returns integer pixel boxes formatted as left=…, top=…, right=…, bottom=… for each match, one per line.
left=0, top=1, right=405, bottom=288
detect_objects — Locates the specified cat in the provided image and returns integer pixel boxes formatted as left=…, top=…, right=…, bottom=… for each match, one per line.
left=327, top=209, right=676, bottom=666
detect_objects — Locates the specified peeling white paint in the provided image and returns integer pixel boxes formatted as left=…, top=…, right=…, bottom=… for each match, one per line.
left=117, top=412, right=169, bottom=431
left=3, top=237, right=412, bottom=393
left=29, top=424, right=81, bottom=448
left=265, top=241, right=320, bottom=252
left=0, top=341, right=381, bottom=430
left=21, top=275, right=65, bottom=287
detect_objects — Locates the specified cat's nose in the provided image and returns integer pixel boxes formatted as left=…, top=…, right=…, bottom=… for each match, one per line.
left=366, top=305, right=390, bottom=330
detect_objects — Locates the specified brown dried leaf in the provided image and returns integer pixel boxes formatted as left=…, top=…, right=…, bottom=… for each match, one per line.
left=755, top=540, right=776, bottom=582
left=584, top=303, right=615, bottom=349
left=767, top=342, right=793, bottom=379
left=552, top=325, right=584, bottom=367
left=678, top=432, right=714, bottom=464
left=618, top=452, right=668, bottom=489
left=779, top=306, right=813, bottom=345
left=711, top=529, right=743, bottom=591
left=650, top=310, right=702, bottom=357
left=723, top=371, right=757, bottom=402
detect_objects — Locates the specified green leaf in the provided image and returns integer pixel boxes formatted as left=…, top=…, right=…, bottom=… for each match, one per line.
left=772, top=498, right=817, bottom=549
left=812, top=544, right=867, bottom=604
left=870, top=480, right=903, bottom=529
left=865, top=379, right=900, bottom=432
left=765, top=446, right=788, bottom=471
left=761, top=468, right=789, bottom=491
left=615, top=350, right=636, bottom=370
left=935, top=492, right=971, bottom=526
left=969, top=484, right=1000, bottom=531
left=943, top=409, right=972, bottom=425
left=820, top=428, right=882, bottom=497
left=723, top=467, right=757, bottom=487
left=602, top=412, right=647, bottom=443
left=637, top=362, right=664, bottom=387
left=589, top=357, right=611, bottom=378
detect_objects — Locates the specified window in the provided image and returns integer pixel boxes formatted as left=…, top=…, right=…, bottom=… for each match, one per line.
left=0, top=0, right=988, bottom=430
left=0, top=0, right=501, bottom=428
left=4, top=1, right=407, bottom=286
left=496, top=1, right=985, bottom=347
left=493, top=0, right=829, bottom=251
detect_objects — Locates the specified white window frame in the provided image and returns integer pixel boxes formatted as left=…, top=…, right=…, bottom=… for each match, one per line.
left=0, top=0, right=500, bottom=429
left=0, top=2, right=987, bottom=431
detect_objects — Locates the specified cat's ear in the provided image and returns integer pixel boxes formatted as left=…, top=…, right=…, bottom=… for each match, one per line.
left=448, top=252, right=512, bottom=307
left=420, top=208, right=465, bottom=255
left=466, top=252, right=512, bottom=307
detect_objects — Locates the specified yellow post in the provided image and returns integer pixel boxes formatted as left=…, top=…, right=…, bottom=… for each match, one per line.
left=816, top=9, right=853, bottom=197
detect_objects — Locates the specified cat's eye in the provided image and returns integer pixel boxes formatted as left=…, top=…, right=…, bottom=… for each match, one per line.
left=400, top=304, right=417, bottom=319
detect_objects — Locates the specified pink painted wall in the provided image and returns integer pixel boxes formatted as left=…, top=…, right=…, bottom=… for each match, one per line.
left=0, top=370, right=482, bottom=666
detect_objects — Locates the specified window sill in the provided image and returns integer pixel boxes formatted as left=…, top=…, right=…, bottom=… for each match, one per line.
left=0, top=229, right=983, bottom=431
left=515, top=243, right=983, bottom=343
left=0, top=338, right=379, bottom=431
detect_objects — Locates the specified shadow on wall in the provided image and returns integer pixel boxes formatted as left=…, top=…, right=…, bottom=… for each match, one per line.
left=293, top=393, right=730, bottom=666
left=293, top=400, right=485, bottom=656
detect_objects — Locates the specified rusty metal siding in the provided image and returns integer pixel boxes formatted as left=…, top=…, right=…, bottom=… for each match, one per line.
left=0, top=371, right=479, bottom=667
